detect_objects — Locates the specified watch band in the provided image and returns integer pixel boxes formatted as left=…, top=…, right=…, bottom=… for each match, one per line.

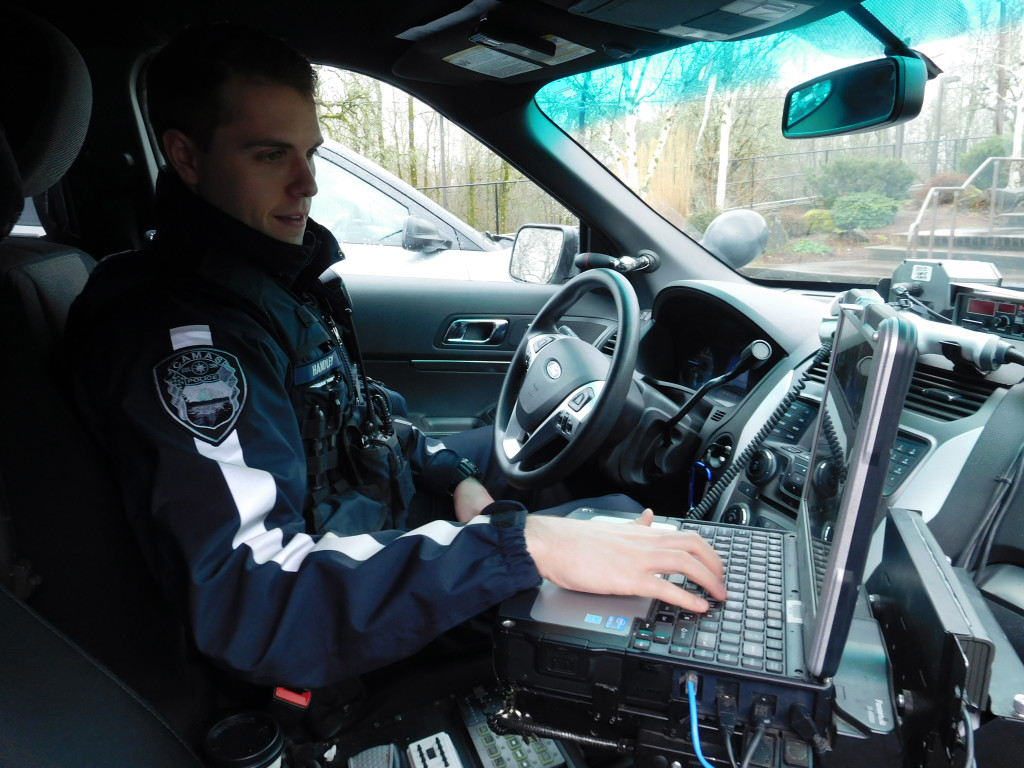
left=448, top=458, right=482, bottom=494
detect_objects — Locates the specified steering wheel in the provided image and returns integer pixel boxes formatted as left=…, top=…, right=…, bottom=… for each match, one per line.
left=493, top=268, right=640, bottom=489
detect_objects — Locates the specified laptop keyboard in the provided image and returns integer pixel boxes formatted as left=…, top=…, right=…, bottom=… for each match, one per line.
left=632, top=525, right=787, bottom=675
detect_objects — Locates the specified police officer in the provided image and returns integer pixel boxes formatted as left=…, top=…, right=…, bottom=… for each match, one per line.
left=67, top=23, right=725, bottom=694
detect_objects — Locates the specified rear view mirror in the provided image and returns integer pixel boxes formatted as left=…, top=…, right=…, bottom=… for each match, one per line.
left=782, top=55, right=926, bottom=139
left=508, top=224, right=579, bottom=284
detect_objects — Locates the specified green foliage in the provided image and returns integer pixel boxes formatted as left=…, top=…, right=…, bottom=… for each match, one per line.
left=958, top=136, right=1012, bottom=187
left=790, top=239, right=831, bottom=254
left=689, top=208, right=721, bottom=233
left=831, top=193, right=900, bottom=230
left=803, top=209, right=834, bottom=233
left=806, top=157, right=916, bottom=207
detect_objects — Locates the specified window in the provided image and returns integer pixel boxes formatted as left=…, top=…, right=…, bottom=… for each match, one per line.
left=313, top=158, right=409, bottom=247
left=312, top=65, right=574, bottom=281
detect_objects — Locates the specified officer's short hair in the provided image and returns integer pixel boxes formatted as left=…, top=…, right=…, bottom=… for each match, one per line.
left=145, top=22, right=317, bottom=154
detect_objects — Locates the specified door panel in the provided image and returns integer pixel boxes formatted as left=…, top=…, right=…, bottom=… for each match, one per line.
left=342, top=274, right=618, bottom=432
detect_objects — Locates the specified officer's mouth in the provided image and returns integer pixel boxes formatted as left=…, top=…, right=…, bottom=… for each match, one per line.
left=275, top=213, right=308, bottom=231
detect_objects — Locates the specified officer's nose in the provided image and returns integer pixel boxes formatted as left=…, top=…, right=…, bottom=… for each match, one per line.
left=291, top=155, right=318, bottom=198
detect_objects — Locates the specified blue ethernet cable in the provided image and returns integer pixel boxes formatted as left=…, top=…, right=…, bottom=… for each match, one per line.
left=687, top=679, right=716, bottom=768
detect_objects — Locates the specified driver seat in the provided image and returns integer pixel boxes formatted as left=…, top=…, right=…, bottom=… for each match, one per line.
left=0, top=5, right=233, bottom=745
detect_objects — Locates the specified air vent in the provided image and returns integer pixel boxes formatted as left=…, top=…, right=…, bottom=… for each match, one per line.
left=904, top=364, right=999, bottom=421
left=805, top=357, right=829, bottom=385
left=709, top=409, right=726, bottom=422
left=601, top=332, right=617, bottom=356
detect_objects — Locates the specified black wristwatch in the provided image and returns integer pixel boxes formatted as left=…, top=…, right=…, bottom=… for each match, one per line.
left=448, top=458, right=483, bottom=494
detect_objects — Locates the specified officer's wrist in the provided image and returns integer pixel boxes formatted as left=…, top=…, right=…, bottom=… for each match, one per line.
left=446, top=457, right=483, bottom=495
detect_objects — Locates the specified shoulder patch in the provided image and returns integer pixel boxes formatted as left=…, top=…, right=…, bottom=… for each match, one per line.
left=155, top=347, right=247, bottom=444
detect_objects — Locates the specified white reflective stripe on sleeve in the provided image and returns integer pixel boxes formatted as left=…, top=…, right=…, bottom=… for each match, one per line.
left=399, top=516, right=486, bottom=547
left=170, top=324, right=213, bottom=350
left=194, top=432, right=390, bottom=571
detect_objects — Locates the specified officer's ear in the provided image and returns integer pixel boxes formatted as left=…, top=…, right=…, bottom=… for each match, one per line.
left=162, top=129, right=201, bottom=190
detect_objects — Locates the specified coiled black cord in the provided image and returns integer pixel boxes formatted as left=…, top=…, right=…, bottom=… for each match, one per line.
left=687, top=341, right=833, bottom=520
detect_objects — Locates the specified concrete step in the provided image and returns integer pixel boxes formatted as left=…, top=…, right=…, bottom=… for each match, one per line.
left=998, top=212, right=1024, bottom=227
left=890, top=227, right=1024, bottom=250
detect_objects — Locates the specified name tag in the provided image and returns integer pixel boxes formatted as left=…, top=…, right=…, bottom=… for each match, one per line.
left=294, top=348, right=343, bottom=385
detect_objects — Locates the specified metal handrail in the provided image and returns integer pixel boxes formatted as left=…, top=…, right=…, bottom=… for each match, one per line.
left=907, top=156, right=1024, bottom=259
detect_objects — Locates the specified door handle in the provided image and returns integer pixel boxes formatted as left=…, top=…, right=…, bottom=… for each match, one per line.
left=444, top=318, right=509, bottom=345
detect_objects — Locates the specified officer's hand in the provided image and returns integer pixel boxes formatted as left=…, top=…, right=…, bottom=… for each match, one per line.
left=523, top=509, right=726, bottom=613
left=453, top=477, right=495, bottom=523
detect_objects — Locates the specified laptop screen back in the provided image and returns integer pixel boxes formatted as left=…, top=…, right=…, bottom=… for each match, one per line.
left=797, top=299, right=917, bottom=678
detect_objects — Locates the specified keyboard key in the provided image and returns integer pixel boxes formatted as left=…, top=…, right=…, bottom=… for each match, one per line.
left=675, top=620, right=696, bottom=646
left=693, top=649, right=716, bottom=661
left=717, top=652, right=739, bottom=666
left=695, top=631, right=718, bottom=651
left=766, top=661, right=784, bottom=674
left=742, top=658, right=764, bottom=670
left=742, top=643, right=764, bottom=658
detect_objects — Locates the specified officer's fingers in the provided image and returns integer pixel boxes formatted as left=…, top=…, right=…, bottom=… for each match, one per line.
left=631, top=508, right=656, bottom=528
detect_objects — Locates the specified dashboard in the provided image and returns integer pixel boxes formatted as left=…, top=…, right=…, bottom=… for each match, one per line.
left=631, top=279, right=1024, bottom=573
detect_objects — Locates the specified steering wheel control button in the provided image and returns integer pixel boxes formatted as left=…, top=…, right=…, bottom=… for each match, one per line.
left=568, top=387, right=595, bottom=412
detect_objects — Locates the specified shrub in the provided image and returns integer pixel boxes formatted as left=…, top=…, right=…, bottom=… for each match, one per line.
left=807, top=157, right=916, bottom=206
left=688, top=208, right=721, bottom=233
left=773, top=207, right=809, bottom=237
left=958, top=136, right=1012, bottom=188
left=803, top=209, right=834, bottom=233
left=831, top=193, right=900, bottom=230
left=918, top=172, right=968, bottom=204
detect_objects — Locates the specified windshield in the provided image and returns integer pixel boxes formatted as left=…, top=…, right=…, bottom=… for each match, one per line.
left=535, top=0, right=1024, bottom=287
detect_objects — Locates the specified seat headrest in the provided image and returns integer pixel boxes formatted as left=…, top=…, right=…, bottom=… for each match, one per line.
left=0, top=6, right=92, bottom=237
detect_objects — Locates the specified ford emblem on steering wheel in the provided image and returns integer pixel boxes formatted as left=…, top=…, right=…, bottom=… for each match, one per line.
left=545, top=360, right=562, bottom=379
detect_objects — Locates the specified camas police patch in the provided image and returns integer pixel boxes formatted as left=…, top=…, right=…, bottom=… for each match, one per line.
left=155, top=347, right=246, bottom=444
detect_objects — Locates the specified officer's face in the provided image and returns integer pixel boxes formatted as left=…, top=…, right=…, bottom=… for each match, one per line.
left=166, top=78, right=323, bottom=245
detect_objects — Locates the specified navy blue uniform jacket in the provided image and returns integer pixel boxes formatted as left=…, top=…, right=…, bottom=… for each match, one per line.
left=67, top=173, right=541, bottom=689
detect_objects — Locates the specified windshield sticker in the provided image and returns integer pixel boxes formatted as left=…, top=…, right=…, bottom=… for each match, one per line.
left=541, top=36, right=593, bottom=65
left=155, top=348, right=247, bottom=445
left=444, top=46, right=541, bottom=78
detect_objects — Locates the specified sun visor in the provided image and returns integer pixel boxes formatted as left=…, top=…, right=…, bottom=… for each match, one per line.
left=549, top=0, right=862, bottom=42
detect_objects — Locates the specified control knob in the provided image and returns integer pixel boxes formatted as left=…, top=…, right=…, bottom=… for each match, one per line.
left=812, top=459, right=841, bottom=498
left=721, top=503, right=750, bottom=526
left=746, top=448, right=778, bottom=485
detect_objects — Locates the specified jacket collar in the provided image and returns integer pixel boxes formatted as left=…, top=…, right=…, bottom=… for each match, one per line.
left=151, top=170, right=341, bottom=290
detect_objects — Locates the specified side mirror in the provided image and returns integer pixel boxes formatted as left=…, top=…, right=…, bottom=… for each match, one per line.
left=403, top=216, right=450, bottom=253
left=508, top=224, right=579, bottom=284
left=782, top=55, right=926, bottom=139
left=700, top=209, right=768, bottom=269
